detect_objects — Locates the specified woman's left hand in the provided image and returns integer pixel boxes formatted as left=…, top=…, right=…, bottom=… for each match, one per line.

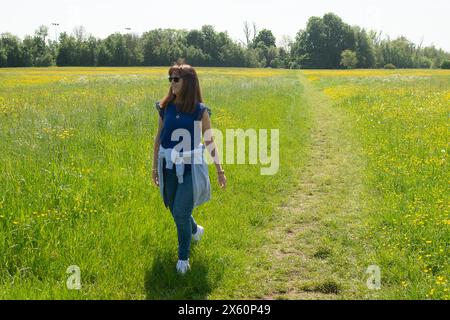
left=218, top=173, right=227, bottom=189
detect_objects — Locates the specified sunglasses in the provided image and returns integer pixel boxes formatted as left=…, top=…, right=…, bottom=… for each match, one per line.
left=168, top=76, right=181, bottom=83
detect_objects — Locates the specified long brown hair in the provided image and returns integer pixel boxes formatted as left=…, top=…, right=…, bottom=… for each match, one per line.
left=160, top=60, right=203, bottom=113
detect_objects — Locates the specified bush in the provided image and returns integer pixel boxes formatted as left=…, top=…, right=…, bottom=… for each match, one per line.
left=35, top=52, right=54, bottom=67
left=441, top=60, right=450, bottom=69
left=288, top=61, right=300, bottom=69
left=340, top=49, right=358, bottom=69
left=384, top=63, right=396, bottom=69
left=415, top=56, right=432, bottom=69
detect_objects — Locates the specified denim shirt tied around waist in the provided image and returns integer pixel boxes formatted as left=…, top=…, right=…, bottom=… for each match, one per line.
left=157, top=144, right=211, bottom=209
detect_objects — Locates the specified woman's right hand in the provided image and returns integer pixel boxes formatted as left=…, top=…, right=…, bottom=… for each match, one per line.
left=152, top=169, right=159, bottom=186
left=218, top=172, right=226, bottom=189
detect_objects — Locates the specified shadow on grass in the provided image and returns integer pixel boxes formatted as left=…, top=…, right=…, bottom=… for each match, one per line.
left=145, top=250, right=223, bottom=299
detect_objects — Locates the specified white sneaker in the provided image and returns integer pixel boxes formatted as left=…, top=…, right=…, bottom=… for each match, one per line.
left=192, top=225, right=204, bottom=242
left=176, top=259, right=190, bottom=275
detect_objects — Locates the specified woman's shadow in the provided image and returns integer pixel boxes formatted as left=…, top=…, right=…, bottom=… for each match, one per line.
left=144, top=249, right=223, bottom=300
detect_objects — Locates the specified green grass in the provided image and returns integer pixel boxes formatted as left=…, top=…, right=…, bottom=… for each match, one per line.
left=0, top=67, right=310, bottom=299
left=305, top=69, right=449, bottom=299
left=1, top=67, right=447, bottom=299
left=238, top=73, right=375, bottom=300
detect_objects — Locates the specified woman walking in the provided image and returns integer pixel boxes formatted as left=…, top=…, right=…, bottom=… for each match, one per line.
left=152, top=61, right=226, bottom=274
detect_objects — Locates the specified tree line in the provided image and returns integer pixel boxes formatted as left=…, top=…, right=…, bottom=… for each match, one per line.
left=1, top=13, right=449, bottom=69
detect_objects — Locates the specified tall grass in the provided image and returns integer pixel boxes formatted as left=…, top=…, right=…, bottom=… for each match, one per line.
left=304, top=69, right=450, bottom=299
left=0, top=67, right=309, bottom=299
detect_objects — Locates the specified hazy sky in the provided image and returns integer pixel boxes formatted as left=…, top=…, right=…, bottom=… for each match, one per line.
left=1, top=0, right=449, bottom=51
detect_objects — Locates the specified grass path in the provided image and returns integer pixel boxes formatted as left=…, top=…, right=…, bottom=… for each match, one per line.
left=245, top=73, right=375, bottom=299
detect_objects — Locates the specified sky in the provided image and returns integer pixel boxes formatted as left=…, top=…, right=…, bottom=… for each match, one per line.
left=1, top=0, right=449, bottom=51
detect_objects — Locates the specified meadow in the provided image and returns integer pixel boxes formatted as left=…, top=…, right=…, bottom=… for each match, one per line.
left=304, top=69, right=449, bottom=299
left=0, top=67, right=308, bottom=299
left=0, top=67, right=448, bottom=299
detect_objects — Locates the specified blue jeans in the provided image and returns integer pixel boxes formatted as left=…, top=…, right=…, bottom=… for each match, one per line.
left=163, top=167, right=198, bottom=261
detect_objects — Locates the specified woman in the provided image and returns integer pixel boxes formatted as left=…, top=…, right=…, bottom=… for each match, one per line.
left=152, top=61, right=227, bottom=275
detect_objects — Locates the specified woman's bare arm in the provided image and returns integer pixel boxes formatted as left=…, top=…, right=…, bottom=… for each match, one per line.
left=201, top=111, right=223, bottom=171
left=202, top=110, right=226, bottom=188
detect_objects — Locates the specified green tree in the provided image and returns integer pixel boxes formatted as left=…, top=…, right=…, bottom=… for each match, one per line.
left=103, top=33, right=131, bottom=66
left=184, top=45, right=209, bottom=65
left=292, top=13, right=355, bottom=68
left=184, top=27, right=246, bottom=67
left=340, top=49, right=358, bottom=68
left=33, top=25, right=53, bottom=66
left=97, top=40, right=112, bottom=66
left=244, top=48, right=261, bottom=67
left=414, top=56, right=432, bottom=68
left=354, top=27, right=375, bottom=68
left=1, top=33, right=23, bottom=67
left=21, top=36, right=35, bottom=66
left=2, top=21, right=450, bottom=69
left=255, top=41, right=268, bottom=67
left=216, top=31, right=246, bottom=67
left=291, top=17, right=326, bottom=68
left=0, top=45, right=7, bottom=67
left=322, top=13, right=355, bottom=68
left=200, top=25, right=219, bottom=66
left=267, top=46, right=280, bottom=68
left=142, top=29, right=185, bottom=66
left=421, top=45, right=450, bottom=68
left=375, top=36, right=416, bottom=68
left=79, top=36, right=99, bottom=66
left=253, top=29, right=276, bottom=48
left=124, top=33, right=143, bottom=66
left=56, top=32, right=77, bottom=66
left=278, top=47, right=289, bottom=68
left=389, top=37, right=414, bottom=68
left=186, top=30, right=204, bottom=50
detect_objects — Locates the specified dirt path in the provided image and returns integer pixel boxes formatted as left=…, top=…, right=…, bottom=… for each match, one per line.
left=249, top=74, right=371, bottom=299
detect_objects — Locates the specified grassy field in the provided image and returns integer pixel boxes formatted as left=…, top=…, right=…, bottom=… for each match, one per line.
left=0, top=67, right=309, bottom=299
left=303, top=69, right=450, bottom=299
left=0, top=67, right=448, bottom=299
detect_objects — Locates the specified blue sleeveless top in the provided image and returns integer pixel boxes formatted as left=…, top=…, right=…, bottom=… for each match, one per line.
left=155, top=101, right=211, bottom=170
